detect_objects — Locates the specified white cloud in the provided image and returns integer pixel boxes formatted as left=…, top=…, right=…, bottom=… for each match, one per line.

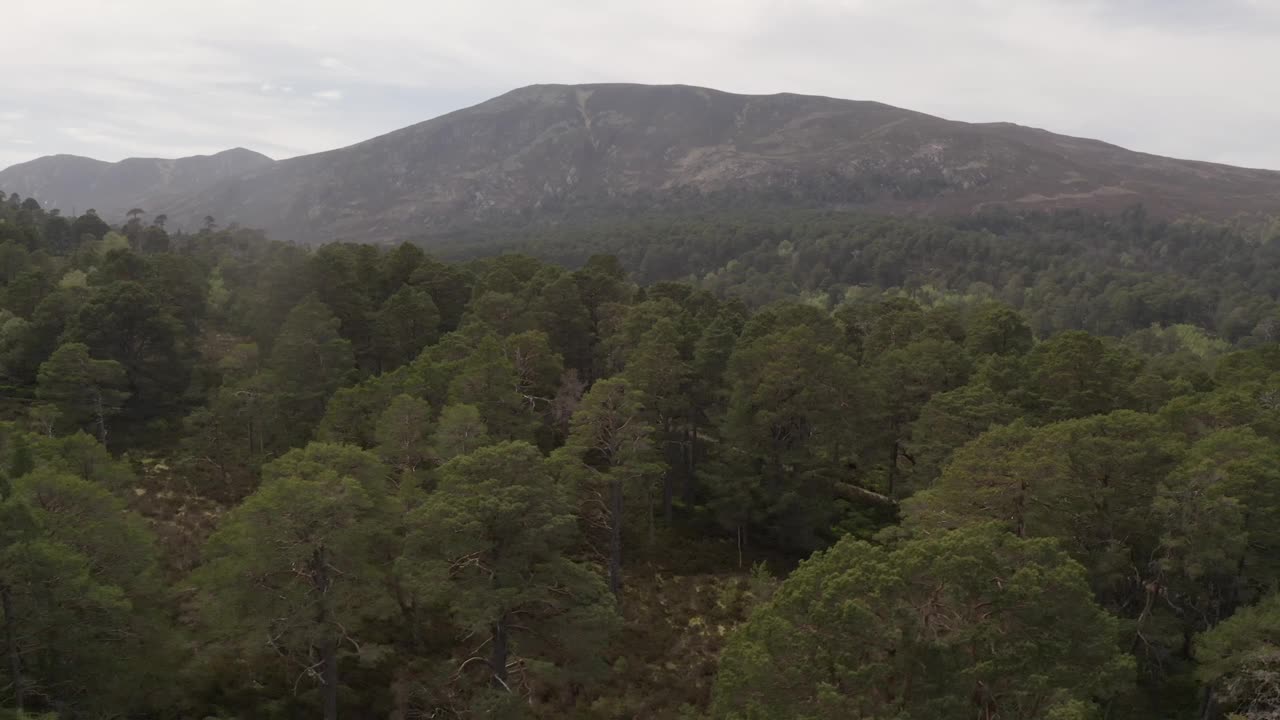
left=59, top=127, right=117, bottom=144
left=1, top=0, right=1278, bottom=169
left=318, top=56, right=351, bottom=70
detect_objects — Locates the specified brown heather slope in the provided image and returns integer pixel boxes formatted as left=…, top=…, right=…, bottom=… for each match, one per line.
left=6, top=84, right=1280, bottom=243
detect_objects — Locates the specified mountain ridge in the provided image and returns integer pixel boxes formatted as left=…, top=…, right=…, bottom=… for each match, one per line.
left=0, top=147, right=274, bottom=220
left=4, top=84, right=1279, bottom=241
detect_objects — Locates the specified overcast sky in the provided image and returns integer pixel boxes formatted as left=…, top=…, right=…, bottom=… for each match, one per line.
left=3, top=0, right=1278, bottom=171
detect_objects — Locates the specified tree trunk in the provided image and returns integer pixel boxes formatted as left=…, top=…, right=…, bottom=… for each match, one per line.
left=662, top=471, right=674, bottom=525
left=1198, top=686, right=1215, bottom=720
left=736, top=525, right=743, bottom=569
left=313, top=546, right=338, bottom=720
left=609, top=477, right=623, bottom=597
left=646, top=483, right=655, bottom=548
left=390, top=668, right=411, bottom=720
left=320, top=636, right=338, bottom=720
left=683, top=425, right=698, bottom=507
left=93, top=386, right=109, bottom=447
left=886, top=439, right=898, bottom=498
left=661, top=419, right=675, bottom=524
left=2, top=584, right=22, bottom=715
left=1015, top=477, right=1028, bottom=539
left=491, top=616, right=509, bottom=690
left=832, top=481, right=897, bottom=508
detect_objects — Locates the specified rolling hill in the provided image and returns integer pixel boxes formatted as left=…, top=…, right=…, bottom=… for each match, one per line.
left=0, top=147, right=273, bottom=222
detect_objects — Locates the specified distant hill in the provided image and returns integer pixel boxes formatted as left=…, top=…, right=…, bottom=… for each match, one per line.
left=0, top=147, right=273, bottom=221
left=5, top=84, right=1279, bottom=242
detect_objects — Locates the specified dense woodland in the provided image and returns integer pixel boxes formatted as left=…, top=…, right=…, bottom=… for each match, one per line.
left=433, top=206, right=1280, bottom=343
left=3, top=189, right=1280, bottom=719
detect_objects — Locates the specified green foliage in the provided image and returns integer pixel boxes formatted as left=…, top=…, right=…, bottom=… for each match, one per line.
left=56, top=269, right=86, bottom=289
left=100, top=231, right=130, bottom=254
left=195, top=443, right=395, bottom=719
left=267, top=294, right=355, bottom=446
left=905, top=381, right=1020, bottom=489
left=906, top=411, right=1183, bottom=600
left=711, top=524, right=1132, bottom=719
left=444, top=331, right=539, bottom=442
left=27, top=431, right=136, bottom=493
left=373, top=285, right=440, bottom=370
left=399, top=442, right=618, bottom=715
left=4, top=189, right=1280, bottom=718
left=374, top=394, right=434, bottom=477
left=1156, top=429, right=1280, bottom=626
left=714, top=311, right=865, bottom=550
left=557, top=377, right=662, bottom=595
left=434, top=208, right=1280, bottom=344
left=967, top=301, right=1034, bottom=356
left=0, top=464, right=172, bottom=717
left=1022, top=331, right=1143, bottom=420
left=431, top=403, right=491, bottom=462
left=1196, top=592, right=1280, bottom=720
left=35, top=342, right=129, bottom=443
left=62, top=280, right=190, bottom=438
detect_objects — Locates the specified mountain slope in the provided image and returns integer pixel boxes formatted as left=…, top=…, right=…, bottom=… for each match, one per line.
left=165, top=84, right=1280, bottom=243
left=0, top=147, right=274, bottom=221
left=9, top=84, right=1280, bottom=242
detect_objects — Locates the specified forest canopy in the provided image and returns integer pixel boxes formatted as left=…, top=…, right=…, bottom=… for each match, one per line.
left=2, top=190, right=1280, bottom=719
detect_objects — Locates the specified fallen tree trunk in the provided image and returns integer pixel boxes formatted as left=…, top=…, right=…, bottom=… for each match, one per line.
left=833, top=482, right=898, bottom=508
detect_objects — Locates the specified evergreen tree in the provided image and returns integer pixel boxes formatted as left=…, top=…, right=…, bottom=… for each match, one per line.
left=268, top=294, right=356, bottom=445
left=1, top=466, right=171, bottom=717
left=556, top=378, right=660, bottom=595
left=400, top=442, right=617, bottom=714
left=196, top=444, right=393, bottom=720
left=712, top=525, right=1132, bottom=720
left=373, top=285, right=440, bottom=371
left=36, top=342, right=130, bottom=444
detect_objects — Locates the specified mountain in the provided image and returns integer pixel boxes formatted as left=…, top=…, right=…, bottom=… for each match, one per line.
left=0, top=147, right=274, bottom=221
left=7, top=84, right=1280, bottom=242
